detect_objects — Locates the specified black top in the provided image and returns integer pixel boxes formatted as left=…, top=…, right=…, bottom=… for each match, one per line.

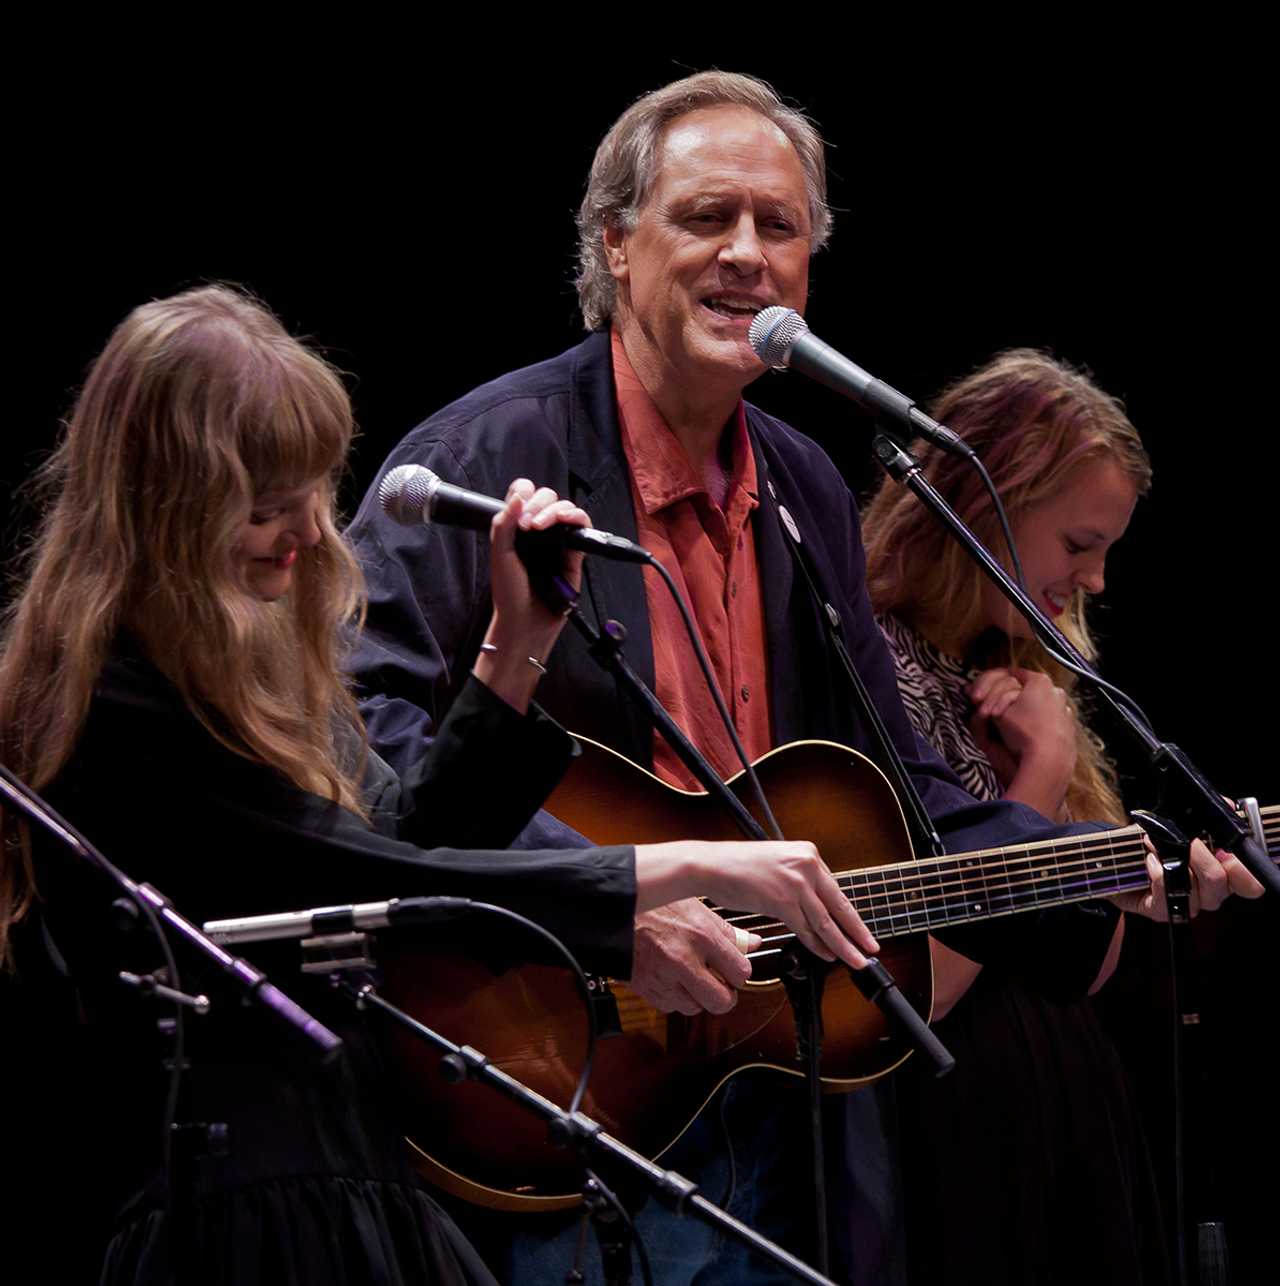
left=21, top=643, right=637, bottom=1285
left=879, top=614, right=1171, bottom=1286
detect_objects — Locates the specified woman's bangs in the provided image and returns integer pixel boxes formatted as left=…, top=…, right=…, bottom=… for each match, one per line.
left=237, top=353, right=352, bottom=496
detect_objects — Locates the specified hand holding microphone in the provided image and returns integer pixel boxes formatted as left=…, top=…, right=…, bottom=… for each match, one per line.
left=378, top=465, right=651, bottom=563
left=378, top=465, right=653, bottom=712
left=479, top=479, right=589, bottom=712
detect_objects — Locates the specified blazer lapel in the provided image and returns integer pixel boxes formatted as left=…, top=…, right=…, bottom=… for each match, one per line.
left=748, top=411, right=814, bottom=750
left=560, top=332, right=657, bottom=766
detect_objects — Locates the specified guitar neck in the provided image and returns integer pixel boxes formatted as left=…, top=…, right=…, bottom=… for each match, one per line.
left=821, top=800, right=1280, bottom=941
left=838, top=825, right=1151, bottom=940
left=722, top=826, right=1152, bottom=944
left=747, top=801, right=1280, bottom=944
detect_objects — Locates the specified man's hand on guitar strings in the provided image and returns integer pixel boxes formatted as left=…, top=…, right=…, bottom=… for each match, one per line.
left=626, top=900, right=755, bottom=1016
left=632, top=839, right=880, bottom=1016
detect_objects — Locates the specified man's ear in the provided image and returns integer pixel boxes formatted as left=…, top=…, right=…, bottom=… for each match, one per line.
left=602, top=220, right=629, bottom=283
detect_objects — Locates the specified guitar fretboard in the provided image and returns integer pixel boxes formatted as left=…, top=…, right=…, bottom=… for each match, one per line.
left=840, top=827, right=1149, bottom=939
left=720, top=824, right=1151, bottom=944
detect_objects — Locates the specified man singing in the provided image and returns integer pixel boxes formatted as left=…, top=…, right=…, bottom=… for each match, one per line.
left=345, top=70, right=1252, bottom=1284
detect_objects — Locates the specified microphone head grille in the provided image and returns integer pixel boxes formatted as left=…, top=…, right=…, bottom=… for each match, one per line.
left=749, top=306, right=809, bottom=369
left=378, top=464, right=438, bottom=526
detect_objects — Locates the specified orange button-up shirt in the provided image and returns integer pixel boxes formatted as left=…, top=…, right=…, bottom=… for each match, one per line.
left=612, top=330, right=773, bottom=789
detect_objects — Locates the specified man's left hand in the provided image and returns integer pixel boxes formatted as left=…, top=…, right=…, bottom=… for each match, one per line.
left=1112, top=838, right=1265, bottom=920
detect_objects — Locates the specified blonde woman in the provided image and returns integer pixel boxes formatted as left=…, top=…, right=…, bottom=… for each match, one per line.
left=864, top=349, right=1177, bottom=1284
left=0, top=286, right=875, bottom=1284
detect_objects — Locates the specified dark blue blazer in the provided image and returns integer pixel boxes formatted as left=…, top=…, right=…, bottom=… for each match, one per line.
left=347, top=330, right=1117, bottom=991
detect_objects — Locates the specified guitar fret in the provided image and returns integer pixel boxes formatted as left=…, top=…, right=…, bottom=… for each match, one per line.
left=1100, top=831, right=1124, bottom=896
left=968, top=851, right=992, bottom=921
left=913, top=854, right=946, bottom=934
left=1043, top=839, right=1066, bottom=907
left=940, top=857, right=970, bottom=924
left=843, top=871, right=882, bottom=938
left=987, top=843, right=1014, bottom=916
left=873, top=862, right=896, bottom=936
left=880, top=861, right=916, bottom=935
left=906, top=859, right=932, bottom=933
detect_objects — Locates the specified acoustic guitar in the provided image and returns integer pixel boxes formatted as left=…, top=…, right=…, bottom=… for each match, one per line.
left=377, top=737, right=1243, bottom=1212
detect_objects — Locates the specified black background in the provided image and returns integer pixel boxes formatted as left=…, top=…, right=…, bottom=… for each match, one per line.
left=10, top=43, right=1276, bottom=1280
left=14, top=48, right=1273, bottom=796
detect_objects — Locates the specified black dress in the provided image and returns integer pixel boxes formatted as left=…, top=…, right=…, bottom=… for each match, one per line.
left=21, top=643, right=637, bottom=1285
left=879, top=614, right=1171, bottom=1286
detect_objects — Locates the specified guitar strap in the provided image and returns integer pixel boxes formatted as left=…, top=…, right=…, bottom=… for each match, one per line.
left=766, top=477, right=946, bottom=861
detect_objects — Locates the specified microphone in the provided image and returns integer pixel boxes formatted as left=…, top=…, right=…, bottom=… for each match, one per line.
left=748, top=307, right=974, bottom=459
left=204, top=896, right=477, bottom=945
left=378, top=465, right=652, bottom=565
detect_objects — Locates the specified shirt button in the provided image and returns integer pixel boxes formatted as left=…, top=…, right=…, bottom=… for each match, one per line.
left=731, top=581, right=738, bottom=598
left=740, top=685, right=750, bottom=703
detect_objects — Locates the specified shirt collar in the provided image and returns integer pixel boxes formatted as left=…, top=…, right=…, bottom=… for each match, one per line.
left=611, top=328, right=758, bottom=517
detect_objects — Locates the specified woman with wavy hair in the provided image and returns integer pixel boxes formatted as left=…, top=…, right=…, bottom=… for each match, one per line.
left=0, top=285, right=874, bottom=1284
left=862, top=348, right=1171, bottom=1284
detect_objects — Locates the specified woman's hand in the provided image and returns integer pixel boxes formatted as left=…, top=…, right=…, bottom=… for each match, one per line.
left=969, top=666, right=1077, bottom=818
left=634, top=838, right=879, bottom=980
left=473, top=478, right=590, bottom=713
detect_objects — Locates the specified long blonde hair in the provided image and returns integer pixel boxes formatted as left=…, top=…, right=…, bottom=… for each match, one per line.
left=862, top=349, right=1152, bottom=824
left=1, top=285, right=367, bottom=960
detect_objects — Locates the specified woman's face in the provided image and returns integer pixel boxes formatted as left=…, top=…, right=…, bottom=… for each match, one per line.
left=235, top=482, right=325, bottom=601
left=980, top=455, right=1139, bottom=640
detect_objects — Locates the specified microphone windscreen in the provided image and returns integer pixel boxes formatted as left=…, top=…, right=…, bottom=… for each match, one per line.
left=378, top=464, right=437, bottom=526
left=749, top=306, right=809, bottom=368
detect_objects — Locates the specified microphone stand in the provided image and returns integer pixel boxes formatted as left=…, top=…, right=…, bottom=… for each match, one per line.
left=208, top=897, right=841, bottom=1286
left=0, top=763, right=342, bottom=1286
left=561, top=603, right=952, bottom=1275
left=867, top=432, right=1273, bottom=1285
left=0, top=766, right=346, bottom=1067
left=344, top=975, right=839, bottom=1286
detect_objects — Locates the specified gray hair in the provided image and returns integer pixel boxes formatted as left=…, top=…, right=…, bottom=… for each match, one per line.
left=575, top=70, right=833, bottom=331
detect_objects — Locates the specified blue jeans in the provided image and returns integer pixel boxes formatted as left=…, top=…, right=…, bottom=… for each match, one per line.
left=447, top=1072, right=903, bottom=1285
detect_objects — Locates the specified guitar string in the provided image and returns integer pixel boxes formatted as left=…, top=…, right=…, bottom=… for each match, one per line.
left=707, top=846, right=1151, bottom=940
left=737, top=872, right=1154, bottom=946
left=828, top=835, right=1150, bottom=883
left=721, top=886, right=1152, bottom=940
left=725, top=843, right=1153, bottom=911
left=827, top=827, right=1146, bottom=877
left=709, top=838, right=1150, bottom=916
left=837, top=848, right=1148, bottom=904
left=721, top=871, right=1153, bottom=940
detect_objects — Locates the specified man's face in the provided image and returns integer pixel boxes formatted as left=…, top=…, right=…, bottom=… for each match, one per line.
left=605, top=104, right=812, bottom=396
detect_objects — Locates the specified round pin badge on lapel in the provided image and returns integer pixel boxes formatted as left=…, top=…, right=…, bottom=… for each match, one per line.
left=779, top=505, right=801, bottom=545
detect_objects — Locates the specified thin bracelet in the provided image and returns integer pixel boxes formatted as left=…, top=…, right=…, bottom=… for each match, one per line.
left=479, top=641, right=547, bottom=675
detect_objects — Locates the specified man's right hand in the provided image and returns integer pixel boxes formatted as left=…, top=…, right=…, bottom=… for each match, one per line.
left=629, top=838, right=879, bottom=1014
left=628, top=899, right=753, bottom=1016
